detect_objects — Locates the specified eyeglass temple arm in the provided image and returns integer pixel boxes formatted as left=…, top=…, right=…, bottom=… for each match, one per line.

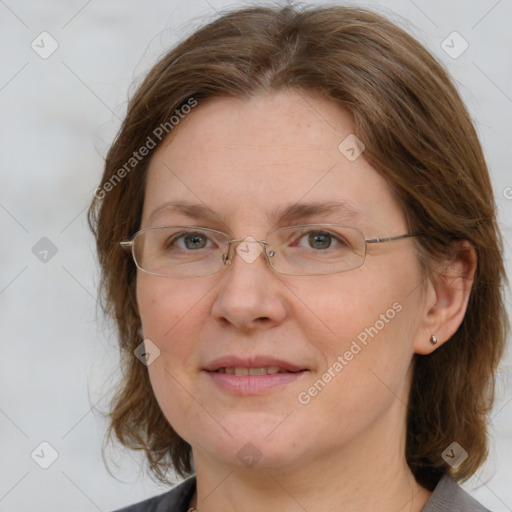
left=120, top=241, right=133, bottom=252
left=365, top=233, right=421, bottom=244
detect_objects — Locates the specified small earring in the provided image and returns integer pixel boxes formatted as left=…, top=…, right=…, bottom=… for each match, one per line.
left=430, top=335, right=438, bottom=345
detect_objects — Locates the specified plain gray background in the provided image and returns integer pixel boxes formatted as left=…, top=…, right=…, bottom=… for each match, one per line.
left=1, top=0, right=511, bottom=511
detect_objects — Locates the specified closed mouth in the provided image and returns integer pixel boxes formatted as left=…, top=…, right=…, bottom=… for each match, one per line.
left=204, top=356, right=307, bottom=374
left=212, top=367, right=301, bottom=375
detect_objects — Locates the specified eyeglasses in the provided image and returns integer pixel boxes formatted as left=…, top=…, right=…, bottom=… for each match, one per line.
left=120, top=224, right=421, bottom=278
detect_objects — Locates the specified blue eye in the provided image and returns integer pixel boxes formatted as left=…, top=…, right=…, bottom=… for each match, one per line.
left=295, top=230, right=348, bottom=251
left=171, top=231, right=213, bottom=251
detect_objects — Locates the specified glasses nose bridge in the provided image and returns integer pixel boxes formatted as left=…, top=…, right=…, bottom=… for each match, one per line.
left=222, top=236, right=272, bottom=267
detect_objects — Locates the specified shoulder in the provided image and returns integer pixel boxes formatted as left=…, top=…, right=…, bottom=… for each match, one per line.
left=112, top=475, right=196, bottom=512
left=422, top=474, right=491, bottom=512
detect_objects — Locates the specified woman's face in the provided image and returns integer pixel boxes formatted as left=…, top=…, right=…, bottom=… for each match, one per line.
left=137, top=90, right=428, bottom=471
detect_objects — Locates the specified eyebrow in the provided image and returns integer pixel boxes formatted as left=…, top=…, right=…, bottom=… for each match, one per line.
left=147, top=200, right=366, bottom=227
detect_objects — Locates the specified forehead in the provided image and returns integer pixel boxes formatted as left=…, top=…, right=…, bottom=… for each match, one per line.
left=142, top=91, right=406, bottom=233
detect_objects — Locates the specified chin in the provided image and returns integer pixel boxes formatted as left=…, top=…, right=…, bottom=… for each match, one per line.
left=197, top=439, right=303, bottom=473
left=172, top=412, right=292, bottom=463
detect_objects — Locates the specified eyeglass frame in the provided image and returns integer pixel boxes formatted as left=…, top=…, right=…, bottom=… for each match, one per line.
left=119, top=224, right=422, bottom=277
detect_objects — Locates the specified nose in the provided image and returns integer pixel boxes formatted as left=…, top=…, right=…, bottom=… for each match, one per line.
left=211, top=238, right=286, bottom=332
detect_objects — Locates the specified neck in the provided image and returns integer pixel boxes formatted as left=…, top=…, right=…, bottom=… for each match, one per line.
left=189, top=405, right=432, bottom=512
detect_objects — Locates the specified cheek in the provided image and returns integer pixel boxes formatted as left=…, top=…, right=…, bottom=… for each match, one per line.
left=294, top=274, right=396, bottom=343
left=137, top=275, right=202, bottom=340
left=137, top=276, right=207, bottom=440
left=137, top=276, right=166, bottom=337
left=295, top=285, right=417, bottom=434
left=136, top=275, right=206, bottom=384
left=294, top=258, right=422, bottom=375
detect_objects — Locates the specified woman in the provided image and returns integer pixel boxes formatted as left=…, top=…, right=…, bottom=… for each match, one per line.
left=88, top=4, right=509, bottom=511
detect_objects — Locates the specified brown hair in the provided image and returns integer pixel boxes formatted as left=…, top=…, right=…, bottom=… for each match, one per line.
left=88, top=3, right=509, bottom=490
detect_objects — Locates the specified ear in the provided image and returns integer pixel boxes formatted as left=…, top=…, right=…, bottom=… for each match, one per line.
left=414, top=241, right=477, bottom=355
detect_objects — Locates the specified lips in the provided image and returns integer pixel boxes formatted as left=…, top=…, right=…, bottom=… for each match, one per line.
left=203, top=355, right=306, bottom=373
left=203, top=355, right=309, bottom=395
left=216, top=367, right=291, bottom=375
